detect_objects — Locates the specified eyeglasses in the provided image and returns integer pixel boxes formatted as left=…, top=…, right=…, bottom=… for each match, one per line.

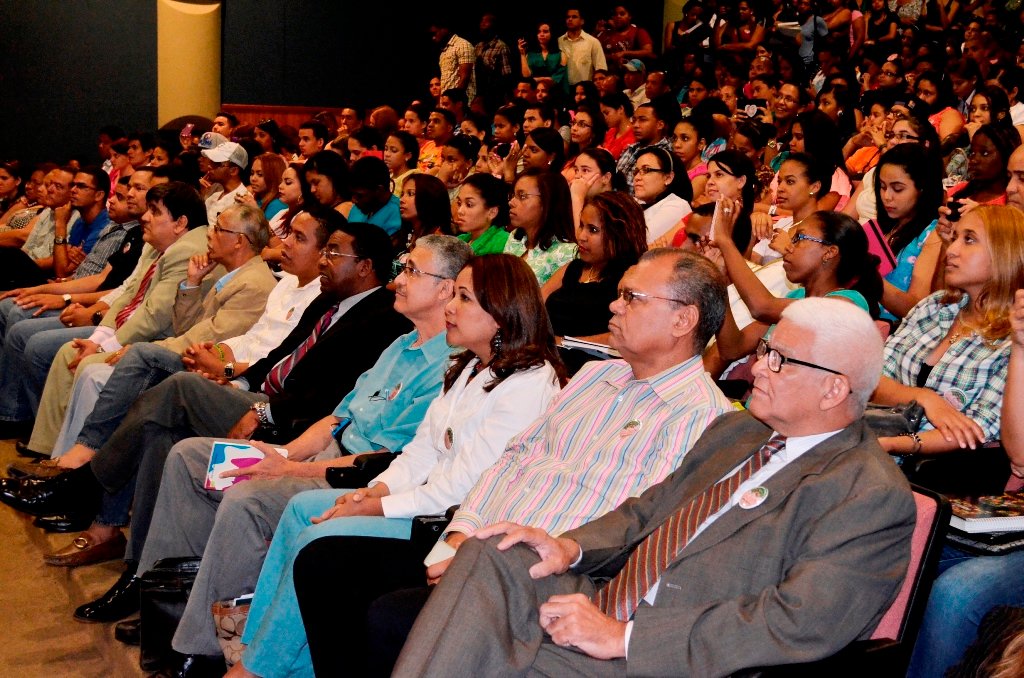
left=616, top=288, right=687, bottom=306
left=633, top=166, right=666, bottom=177
left=884, top=131, right=920, bottom=141
left=212, top=223, right=254, bottom=243
left=791, top=232, right=835, bottom=247
left=571, top=119, right=592, bottom=129
left=70, top=182, right=96, bottom=191
left=321, top=248, right=362, bottom=261
left=757, top=338, right=843, bottom=375
left=391, top=258, right=447, bottom=281
left=880, top=69, right=900, bottom=77
left=511, top=191, right=541, bottom=201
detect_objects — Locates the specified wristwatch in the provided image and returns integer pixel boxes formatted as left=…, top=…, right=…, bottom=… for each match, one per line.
left=92, top=310, right=104, bottom=325
left=62, top=293, right=73, bottom=307
left=53, top=235, right=69, bottom=245
left=223, top=362, right=235, bottom=379
left=251, top=401, right=270, bottom=426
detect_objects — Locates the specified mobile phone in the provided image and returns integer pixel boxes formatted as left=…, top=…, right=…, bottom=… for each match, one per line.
left=947, top=199, right=964, bottom=223
left=180, top=123, right=195, bottom=138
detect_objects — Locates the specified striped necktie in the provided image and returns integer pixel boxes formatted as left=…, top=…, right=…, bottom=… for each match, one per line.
left=261, top=302, right=340, bottom=395
left=594, top=435, right=787, bottom=622
left=114, top=257, right=160, bottom=328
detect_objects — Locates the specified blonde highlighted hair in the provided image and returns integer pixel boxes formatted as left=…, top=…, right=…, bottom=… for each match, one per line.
left=943, top=205, right=1024, bottom=342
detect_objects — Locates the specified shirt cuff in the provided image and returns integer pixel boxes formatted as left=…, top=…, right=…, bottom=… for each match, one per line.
left=98, top=334, right=123, bottom=352
left=623, top=621, right=633, bottom=659
left=570, top=544, right=583, bottom=568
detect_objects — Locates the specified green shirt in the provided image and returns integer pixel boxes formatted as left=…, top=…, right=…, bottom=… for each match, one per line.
left=458, top=225, right=510, bottom=255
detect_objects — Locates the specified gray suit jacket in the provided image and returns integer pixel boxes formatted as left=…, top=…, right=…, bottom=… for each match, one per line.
left=565, top=411, right=916, bottom=677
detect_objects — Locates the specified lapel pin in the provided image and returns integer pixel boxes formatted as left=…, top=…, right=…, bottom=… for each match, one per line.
left=619, top=419, right=642, bottom=437
left=738, top=486, right=769, bottom=509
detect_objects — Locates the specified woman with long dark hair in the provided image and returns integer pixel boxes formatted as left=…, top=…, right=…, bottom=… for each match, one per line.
left=228, top=253, right=566, bottom=678
left=504, top=168, right=576, bottom=284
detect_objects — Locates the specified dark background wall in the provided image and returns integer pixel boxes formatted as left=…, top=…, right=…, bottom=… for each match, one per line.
left=0, top=1, right=157, bottom=167
left=0, top=1, right=661, bottom=167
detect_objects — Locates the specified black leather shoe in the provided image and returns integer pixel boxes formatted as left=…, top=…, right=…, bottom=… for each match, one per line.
left=158, top=652, right=226, bottom=678
left=0, top=465, right=101, bottom=517
left=0, top=419, right=32, bottom=440
left=34, top=512, right=94, bottom=533
left=73, top=567, right=140, bottom=623
left=15, top=439, right=48, bottom=459
left=114, top=617, right=141, bottom=645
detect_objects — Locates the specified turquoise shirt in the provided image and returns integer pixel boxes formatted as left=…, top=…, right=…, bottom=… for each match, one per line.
left=881, top=219, right=937, bottom=322
left=349, top=194, right=402, bottom=236
left=333, top=330, right=452, bottom=454
left=785, top=287, right=870, bottom=314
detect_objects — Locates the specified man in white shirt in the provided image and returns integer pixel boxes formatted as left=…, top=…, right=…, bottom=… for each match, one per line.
left=201, top=141, right=249, bottom=225
left=558, top=7, right=607, bottom=87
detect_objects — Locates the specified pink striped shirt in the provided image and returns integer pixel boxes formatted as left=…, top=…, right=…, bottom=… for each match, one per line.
left=447, top=356, right=732, bottom=538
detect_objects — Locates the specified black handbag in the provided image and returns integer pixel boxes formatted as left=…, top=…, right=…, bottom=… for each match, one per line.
left=864, top=401, right=925, bottom=437
left=139, top=556, right=202, bottom=671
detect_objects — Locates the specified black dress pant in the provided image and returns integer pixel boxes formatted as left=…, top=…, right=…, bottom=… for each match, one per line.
left=293, top=536, right=428, bottom=677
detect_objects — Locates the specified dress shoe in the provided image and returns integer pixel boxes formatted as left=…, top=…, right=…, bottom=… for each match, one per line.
left=114, top=617, right=141, bottom=645
left=0, top=464, right=101, bottom=517
left=155, top=651, right=225, bottom=678
left=7, top=458, right=66, bottom=480
left=0, top=419, right=32, bottom=440
left=45, top=530, right=126, bottom=568
left=73, top=565, right=139, bottom=622
left=15, top=439, right=48, bottom=460
left=34, top=512, right=94, bottom=533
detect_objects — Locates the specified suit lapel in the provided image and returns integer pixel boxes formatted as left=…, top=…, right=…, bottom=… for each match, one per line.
left=676, top=421, right=867, bottom=563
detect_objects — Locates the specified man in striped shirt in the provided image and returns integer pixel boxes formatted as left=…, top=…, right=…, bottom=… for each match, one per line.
left=294, top=249, right=734, bottom=675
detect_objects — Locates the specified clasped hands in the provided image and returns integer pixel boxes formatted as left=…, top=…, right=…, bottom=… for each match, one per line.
left=311, top=483, right=390, bottom=523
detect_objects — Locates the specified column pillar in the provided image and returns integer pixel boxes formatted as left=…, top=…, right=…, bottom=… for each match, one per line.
left=157, top=0, right=221, bottom=126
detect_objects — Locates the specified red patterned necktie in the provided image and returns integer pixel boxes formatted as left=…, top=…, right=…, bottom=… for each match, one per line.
left=594, top=435, right=787, bottom=622
left=261, top=303, right=340, bottom=395
left=114, top=257, right=160, bottom=328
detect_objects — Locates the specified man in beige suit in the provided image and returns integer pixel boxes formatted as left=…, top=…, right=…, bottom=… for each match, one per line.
left=27, top=200, right=276, bottom=460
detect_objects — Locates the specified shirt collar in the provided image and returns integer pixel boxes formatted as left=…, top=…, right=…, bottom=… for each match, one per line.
left=410, top=329, right=452, bottom=363
left=603, top=354, right=708, bottom=404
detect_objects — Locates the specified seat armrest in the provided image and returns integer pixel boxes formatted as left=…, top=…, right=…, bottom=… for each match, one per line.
left=325, top=452, right=396, bottom=488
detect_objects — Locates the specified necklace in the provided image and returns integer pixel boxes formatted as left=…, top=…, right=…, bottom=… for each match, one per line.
left=947, top=313, right=977, bottom=344
left=580, top=265, right=600, bottom=284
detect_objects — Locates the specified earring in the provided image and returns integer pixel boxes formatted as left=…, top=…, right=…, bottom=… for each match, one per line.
left=490, top=329, right=503, bottom=357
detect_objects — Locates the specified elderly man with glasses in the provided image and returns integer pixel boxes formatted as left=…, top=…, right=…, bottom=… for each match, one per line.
left=389, top=296, right=915, bottom=678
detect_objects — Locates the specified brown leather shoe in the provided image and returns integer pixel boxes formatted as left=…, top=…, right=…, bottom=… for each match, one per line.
left=7, top=459, right=67, bottom=480
left=43, top=531, right=126, bottom=568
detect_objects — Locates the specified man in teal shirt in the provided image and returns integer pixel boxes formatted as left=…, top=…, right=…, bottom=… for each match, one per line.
left=83, top=235, right=471, bottom=667
left=347, top=156, right=402, bottom=236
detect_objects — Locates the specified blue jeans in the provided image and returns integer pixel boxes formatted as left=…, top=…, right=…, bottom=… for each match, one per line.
left=0, top=317, right=91, bottom=421
left=907, top=548, right=1024, bottom=676
left=0, top=297, right=60, bottom=343
left=76, top=342, right=186, bottom=450
left=240, top=489, right=412, bottom=678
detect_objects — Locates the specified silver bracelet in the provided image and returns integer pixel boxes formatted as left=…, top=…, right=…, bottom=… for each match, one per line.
left=898, top=431, right=922, bottom=454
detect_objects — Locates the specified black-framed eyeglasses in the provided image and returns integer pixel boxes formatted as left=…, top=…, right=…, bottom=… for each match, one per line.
left=321, top=248, right=362, bottom=261
left=211, top=223, right=253, bottom=244
left=70, top=182, right=96, bottom=191
left=791, top=232, right=835, bottom=247
left=633, top=166, right=666, bottom=177
left=756, top=338, right=843, bottom=375
left=391, top=258, right=447, bottom=281
left=617, top=288, right=687, bottom=306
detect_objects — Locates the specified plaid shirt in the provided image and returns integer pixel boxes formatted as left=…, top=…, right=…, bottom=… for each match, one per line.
left=616, top=137, right=671, bottom=197
left=439, top=34, right=476, bottom=102
left=74, top=219, right=135, bottom=279
left=883, top=292, right=1010, bottom=441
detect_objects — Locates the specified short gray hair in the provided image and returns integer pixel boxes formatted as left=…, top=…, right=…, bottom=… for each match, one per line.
left=640, top=248, right=728, bottom=351
left=780, top=297, right=883, bottom=411
left=414, top=234, right=473, bottom=279
left=225, top=204, right=271, bottom=253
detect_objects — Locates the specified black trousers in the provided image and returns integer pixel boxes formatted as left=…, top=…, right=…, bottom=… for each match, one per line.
left=0, top=247, right=49, bottom=289
left=293, top=536, right=429, bottom=677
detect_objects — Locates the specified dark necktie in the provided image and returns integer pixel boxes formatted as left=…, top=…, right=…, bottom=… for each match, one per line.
left=594, top=435, right=787, bottom=621
left=261, top=303, right=340, bottom=395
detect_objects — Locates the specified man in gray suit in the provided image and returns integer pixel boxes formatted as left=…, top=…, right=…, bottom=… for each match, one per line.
left=394, top=297, right=917, bottom=677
